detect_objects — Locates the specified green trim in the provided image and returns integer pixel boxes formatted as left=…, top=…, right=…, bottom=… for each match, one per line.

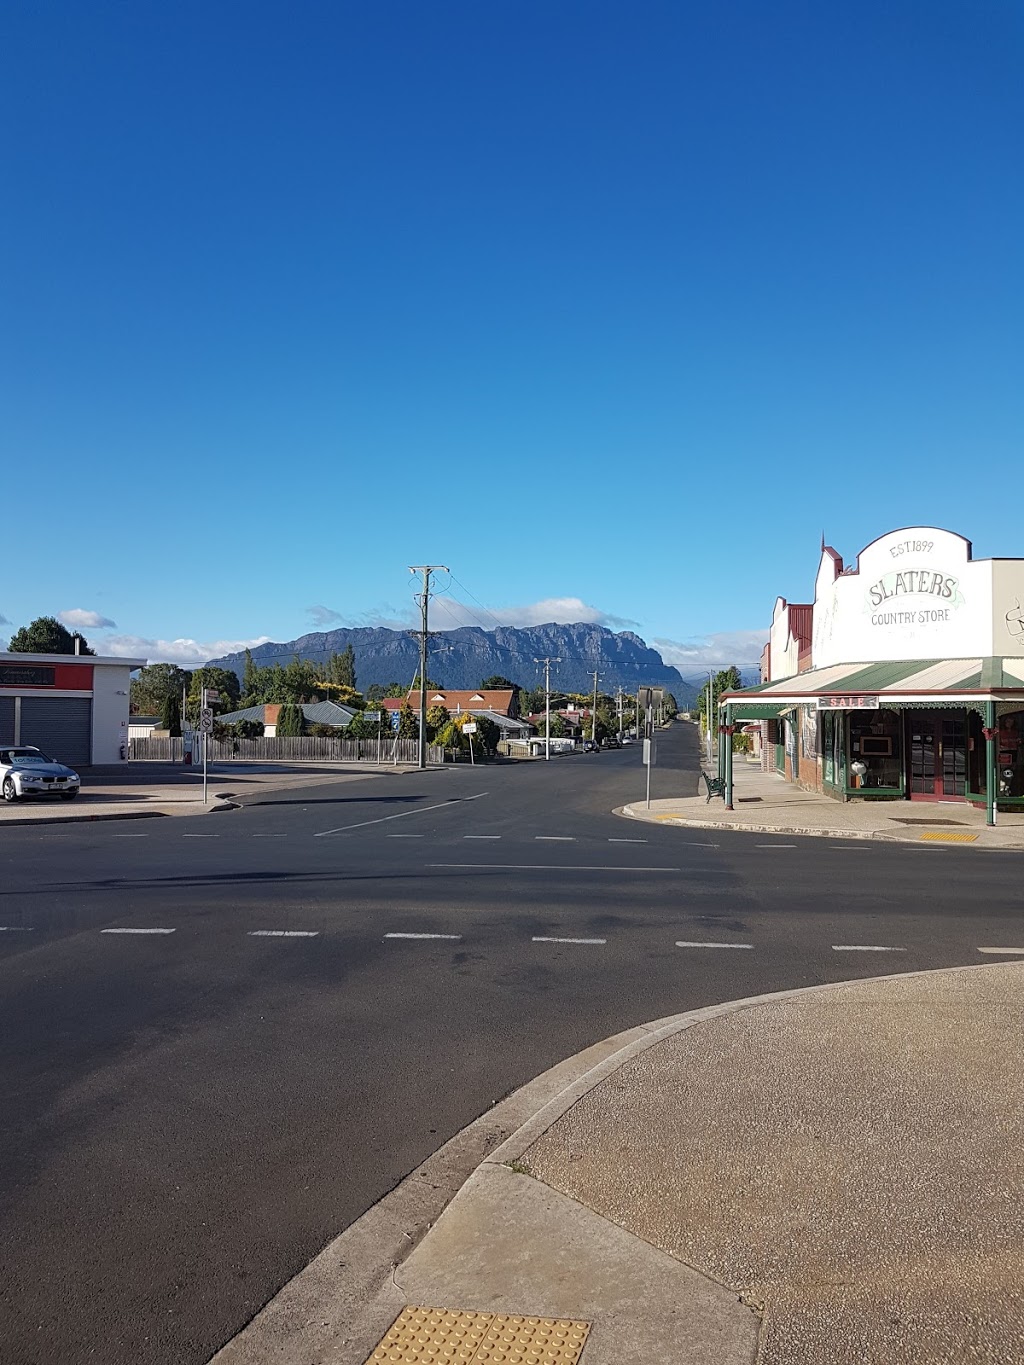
left=729, top=701, right=794, bottom=720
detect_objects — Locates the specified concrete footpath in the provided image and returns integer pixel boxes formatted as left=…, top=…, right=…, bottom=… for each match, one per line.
left=0, top=760, right=419, bottom=825
left=623, top=761, right=1024, bottom=849
left=210, top=962, right=1024, bottom=1365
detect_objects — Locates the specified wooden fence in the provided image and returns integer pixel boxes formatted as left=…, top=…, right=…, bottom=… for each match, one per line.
left=129, top=736, right=444, bottom=765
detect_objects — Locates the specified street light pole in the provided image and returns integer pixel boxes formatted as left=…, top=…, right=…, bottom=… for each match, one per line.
left=535, top=657, right=560, bottom=761
left=409, top=565, right=447, bottom=770
left=706, top=671, right=714, bottom=766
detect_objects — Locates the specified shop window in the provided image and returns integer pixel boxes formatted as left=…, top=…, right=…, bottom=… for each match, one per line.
left=997, top=711, right=1024, bottom=799
left=848, top=709, right=902, bottom=790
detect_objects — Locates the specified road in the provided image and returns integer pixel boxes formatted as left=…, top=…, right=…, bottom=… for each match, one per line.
left=1, top=724, right=1021, bottom=1364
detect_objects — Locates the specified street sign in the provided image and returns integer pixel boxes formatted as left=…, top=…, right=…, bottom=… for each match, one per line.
left=365, top=710, right=382, bottom=722
left=389, top=710, right=401, bottom=731
left=205, top=689, right=221, bottom=702
left=643, top=738, right=652, bottom=766
left=462, top=723, right=477, bottom=734
left=199, top=708, right=214, bottom=734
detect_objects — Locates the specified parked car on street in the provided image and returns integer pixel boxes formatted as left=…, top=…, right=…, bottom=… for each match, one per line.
left=0, top=747, right=81, bottom=802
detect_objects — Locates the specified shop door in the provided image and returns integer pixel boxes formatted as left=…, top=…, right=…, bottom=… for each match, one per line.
left=907, top=712, right=966, bottom=798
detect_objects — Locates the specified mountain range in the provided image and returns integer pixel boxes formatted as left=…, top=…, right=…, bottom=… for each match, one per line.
left=211, top=623, right=696, bottom=699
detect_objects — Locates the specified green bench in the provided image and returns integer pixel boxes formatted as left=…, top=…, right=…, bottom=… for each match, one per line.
left=701, top=771, right=727, bottom=802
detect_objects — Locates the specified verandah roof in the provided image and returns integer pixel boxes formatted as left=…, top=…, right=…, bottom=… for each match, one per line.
left=722, top=657, right=1024, bottom=709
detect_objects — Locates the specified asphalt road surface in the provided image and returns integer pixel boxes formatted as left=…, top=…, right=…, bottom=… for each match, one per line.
left=2, top=725, right=1022, bottom=1364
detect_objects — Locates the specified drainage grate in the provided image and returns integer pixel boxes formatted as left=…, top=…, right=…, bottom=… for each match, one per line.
left=365, top=1306, right=591, bottom=1363
left=890, top=817, right=969, bottom=826
left=919, top=831, right=979, bottom=843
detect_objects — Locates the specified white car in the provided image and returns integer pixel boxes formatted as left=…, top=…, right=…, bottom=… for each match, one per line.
left=1, top=746, right=81, bottom=802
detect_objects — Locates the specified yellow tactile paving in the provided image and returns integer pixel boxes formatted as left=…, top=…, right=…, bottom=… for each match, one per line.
left=365, top=1306, right=590, bottom=1364
left=919, top=830, right=979, bottom=842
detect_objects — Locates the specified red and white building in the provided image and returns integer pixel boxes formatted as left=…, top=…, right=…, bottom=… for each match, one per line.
left=0, top=651, right=146, bottom=767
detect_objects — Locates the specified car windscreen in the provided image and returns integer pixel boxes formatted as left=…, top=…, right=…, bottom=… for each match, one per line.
left=8, top=751, right=54, bottom=765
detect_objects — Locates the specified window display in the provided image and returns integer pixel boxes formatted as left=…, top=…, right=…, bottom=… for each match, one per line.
left=848, top=709, right=902, bottom=789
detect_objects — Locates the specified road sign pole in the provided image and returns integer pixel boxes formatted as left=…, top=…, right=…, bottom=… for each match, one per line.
left=202, top=687, right=208, bottom=806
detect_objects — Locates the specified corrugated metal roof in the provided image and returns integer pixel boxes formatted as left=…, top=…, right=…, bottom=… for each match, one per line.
left=1001, top=659, right=1024, bottom=686
left=215, top=701, right=356, bottom=726
left=898, top=659, right=983, bottom=690
left=726, top=657, right=1024, bottom=703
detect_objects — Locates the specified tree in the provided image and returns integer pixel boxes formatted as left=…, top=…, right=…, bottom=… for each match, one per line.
left=328, top=645, right=356, bottom=689
left=397, top=702, right=419, bottom=739
left=276, top=703, right=304, bottom=736
left=188, top=666, right=241, bottom=713
left=131, top=662, right=191, bottom=716
left=160, top=694, right=182, bottom=736
left=480, top=675, right=518, bottom=690
left=425, top=704, right=450, bottom=742
left=8, top=616, right=94, bottom=655
left=242, top=649, right=260, bottom=701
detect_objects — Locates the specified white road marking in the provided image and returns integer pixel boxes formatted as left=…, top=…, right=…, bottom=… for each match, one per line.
left=464, top=835, right=501, bottom=839
left=977, top=947, right=1024, bottom=955
left=755, top=843, right=796, bottom=848
left=384, top=932, right=462, bottom=940
left=608, top=837, right=647, bottom=843
left=387, top=833, right=424, bottom=838
left=102, top=927, right=176, bottom=935
left=182, top=833, right=219, bottom=838
left=248, top=930, right=319, bottom=938
left=112, top=833, right=149, bottom=838
left=832, top=944, right=906, bottom=952
left=532, top=936, right=606, bottom=945
left=252, top=833, right=287, bottom=837
left=315, top=792, right=488, bottom=836
left=830, top=844, right=870, bottom=849
left=675, top=940, right=754, bottom=950
left=0, top=926, right=33, bottom=932
left=428, top=863, right=682, bottom=873
left=535, top=836, right=575, bottom=841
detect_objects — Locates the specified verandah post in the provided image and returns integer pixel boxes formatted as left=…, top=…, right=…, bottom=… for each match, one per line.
left=985, top=700, right=996, bottom=827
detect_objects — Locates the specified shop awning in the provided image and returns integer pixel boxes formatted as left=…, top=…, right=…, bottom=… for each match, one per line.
left=721, top=657, right=1024, bottom=708
left=727, top=701, right=795, bottom=720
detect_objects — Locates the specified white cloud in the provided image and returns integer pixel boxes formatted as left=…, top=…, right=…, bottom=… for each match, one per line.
left=407, top=595, right=638, bottom=632
left=307, top=604, right=343, bottom=626
left=654, top=630, right=767, bottom=678
left=59, top=608, right=117, bottom=630
left=102, top=634, right=273, bottom=665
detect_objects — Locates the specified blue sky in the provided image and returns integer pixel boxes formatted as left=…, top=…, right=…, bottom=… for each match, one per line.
left=4, top=1, right=1021, bottom=682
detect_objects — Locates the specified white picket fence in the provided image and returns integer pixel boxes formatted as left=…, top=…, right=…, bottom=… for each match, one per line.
left=129, top=736, right=444, bottom=764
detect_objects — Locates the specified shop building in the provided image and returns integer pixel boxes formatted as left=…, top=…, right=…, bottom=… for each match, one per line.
left=0, top=651, right=146, bottom=767
left=720, top=528, right=1024, bottom=822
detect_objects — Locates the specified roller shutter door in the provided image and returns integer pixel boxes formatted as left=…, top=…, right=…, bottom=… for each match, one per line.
left=0, top=697, right=14, bottom=745
left=20, top=697, right=92, bottom=768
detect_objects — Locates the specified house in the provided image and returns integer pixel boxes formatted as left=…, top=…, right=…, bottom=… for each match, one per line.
left=215, top=701, right=357, bottom=735
left=406, top=689, right=517, bottom=717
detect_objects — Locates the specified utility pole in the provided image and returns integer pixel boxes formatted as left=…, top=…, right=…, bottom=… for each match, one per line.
left=706, top=671, right=714, bottom=766
left=616, top=687, right=623, bottom=742
left=409, top=565, right=448, bottom=770
left=534, top=657, right=561, bottom=761
left=590, top=671, right=600, bottom=748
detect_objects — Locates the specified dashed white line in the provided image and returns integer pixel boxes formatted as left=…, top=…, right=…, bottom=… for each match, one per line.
left=464, top=835, right=501, bottom=839
left=387, top=833, right=424, bottom=838
left=112, top=833, right=149, bottom=838
left=755, top=843, right=796, bottom=849
left=248, top=930, right=319, bottom=938
left=535, top=836, right=575, bottom=841
left=0, top=926, right=33, bottom=932
left=676, top=940, right=754, bottom=950
left=315, top=792, right=489, bottom=836
left=532, top=936, right=606, bottom=945
left=252, top=833, right=287, bottom=837
left=830, top=844, right=870, bottom=849
left=832, top=944, right=906, bottom=952
left=428, top=863, right=682, bottom=873
left=384, top=932, right=462, bottom=940
left=608, top=837, right=647, bottom=843
left=102, top=927, right=176, bottom=935
left=977, top=947, right=1024, bottom=955
left=182, top=833, right=219, bottom=838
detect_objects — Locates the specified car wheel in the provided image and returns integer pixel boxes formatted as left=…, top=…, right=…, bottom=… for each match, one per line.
left=61, top=790, right=79, bottom=801
left=2, top=776, right=20, bottom=803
